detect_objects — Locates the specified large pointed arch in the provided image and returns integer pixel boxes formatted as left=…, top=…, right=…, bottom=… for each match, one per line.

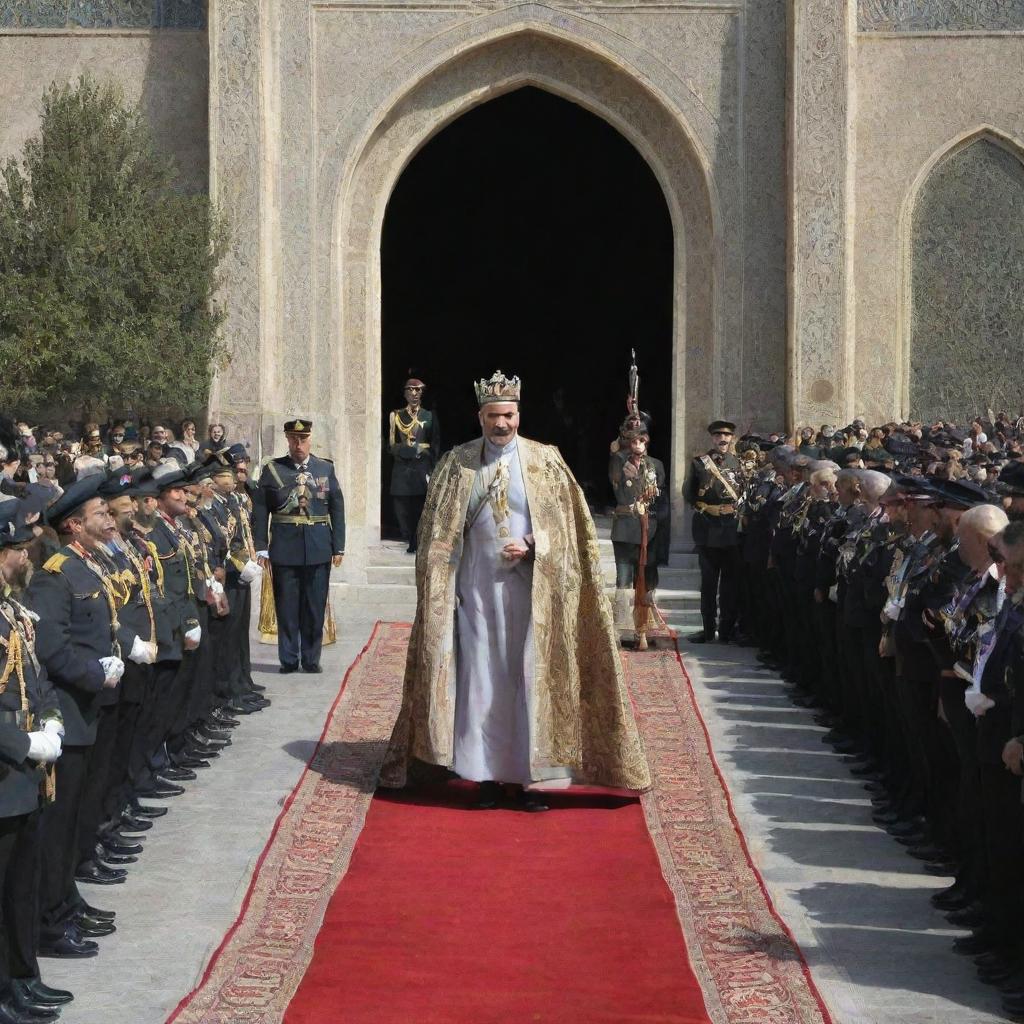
left=896, top=124, right=1024, bottom=419
left=311, top=14, right=724, bottom=566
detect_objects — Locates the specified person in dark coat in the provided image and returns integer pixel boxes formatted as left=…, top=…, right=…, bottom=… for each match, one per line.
left=386, top=379, right=440, bottom=553
left=609, top=424, right=666, bottom=648
left=25, top=476, right=125, bottom=958
left=0, top=502, right=75, bottom=1019
left=682, top=420, right=743, bottom=643
left=253, top=419, right=345, bottom=674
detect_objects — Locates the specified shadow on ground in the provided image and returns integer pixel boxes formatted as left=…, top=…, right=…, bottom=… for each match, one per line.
left=685, top=643, right=1005, bottom=1021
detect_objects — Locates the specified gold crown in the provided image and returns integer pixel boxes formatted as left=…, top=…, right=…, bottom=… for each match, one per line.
left=474, top=370, right=521, bottom=406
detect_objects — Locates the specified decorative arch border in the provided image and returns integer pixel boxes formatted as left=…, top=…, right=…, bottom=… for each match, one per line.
left=310, top=7, right=728, bottom=564
left=895, top=123, right=1024, bottom=419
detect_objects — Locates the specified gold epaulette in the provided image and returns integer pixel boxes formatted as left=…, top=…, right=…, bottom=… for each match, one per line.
left=42, top=553, right=68, bottom=574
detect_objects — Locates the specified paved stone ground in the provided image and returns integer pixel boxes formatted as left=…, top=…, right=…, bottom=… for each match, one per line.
left=45, top=606, right=1006, bottom=1023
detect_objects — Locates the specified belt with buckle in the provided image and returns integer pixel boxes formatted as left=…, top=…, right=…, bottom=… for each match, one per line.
left=271, top=514, right=330, bottom=527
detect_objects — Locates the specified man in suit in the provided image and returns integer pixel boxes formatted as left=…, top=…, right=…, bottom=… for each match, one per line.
left=386, top=378, right=440, bottom=554
left=683, top=420, right=743, bottom=643
left=253, top=419, right=345, bottom=674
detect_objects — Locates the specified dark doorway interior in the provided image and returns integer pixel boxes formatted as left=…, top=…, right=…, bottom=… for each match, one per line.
left=380, top=86, right=673, bottom=537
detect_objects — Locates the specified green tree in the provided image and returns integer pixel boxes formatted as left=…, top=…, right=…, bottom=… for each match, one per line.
left=0, top=75, right=226, bottom=417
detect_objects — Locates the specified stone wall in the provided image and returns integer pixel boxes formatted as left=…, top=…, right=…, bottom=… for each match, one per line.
left=853, top=32, right=1024, bottom=424
left=0, top=28, right=208, bottom=193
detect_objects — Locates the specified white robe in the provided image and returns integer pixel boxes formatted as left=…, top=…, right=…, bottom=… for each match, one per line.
left=453, top=436, right=534, bottom=784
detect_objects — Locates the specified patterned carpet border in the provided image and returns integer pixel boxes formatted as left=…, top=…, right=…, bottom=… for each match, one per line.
left=628, top=640, right=833, bottom=1024
left=166, top=621, right=411, bottom=1024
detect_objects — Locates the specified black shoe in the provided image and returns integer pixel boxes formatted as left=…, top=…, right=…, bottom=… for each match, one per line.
left=516, top=789, right=550, bottom=812
left=6, top=985, right=61, bottom=1022
left=79, top=902, right=114, bottom=922
left=38, top=925, right=99, bottom=959
left=249, top=682, right=267, bottom=693
left=406, top=545, right=417, bottom=554
left=197, top=722, right=234, bottom=740
left=184, top=743, right=220, bottom=760
left=72, top=914, right=116, bottom=938
left=279, top=664, right=299, bottom=674
left=948, top=903, right=988, bottom=929
left=100, top=835, right=143, bottom=856
left=130, top=802, right=168, bottom=819
left=149, top=779, right=186, bottom=797
left=301, top=664, right=323, bottom=674
left=209, top=710, right=240, bottom=728
left=11, top=980, right=73, bottom=1007
left=94, top=845, right=136, bottom=866
left=922, top=860, right=958, bottom=876
left=160, top=766, right=197, bottom=782
left=686, top=631, right=713, bottom=644
left=931, top=886, right=970, bottom=911
left=75, top=860, right=126, bottom=885
left=225, top=699, right=259, bottom=716
left=119, top=812, right=153, bottom=833
left=907, top=844, right=947, bottom=862
left=953, top=929, right=999, bottom=956
left=242, top=694, right=271, bottom=708
left=0, top=994, right=52, bottom=1023
left=188, top=729, right=230, bottom=749
left=175, top=755, right=211, bottom=770
left=472, top=781, right=503, bottom=810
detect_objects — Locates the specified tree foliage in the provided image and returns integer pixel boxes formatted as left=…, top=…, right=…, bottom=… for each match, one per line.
left=0, top=76, right=226, bottom=417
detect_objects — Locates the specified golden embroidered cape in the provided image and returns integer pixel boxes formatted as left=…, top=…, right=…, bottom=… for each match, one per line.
left=380, top=436, right=651, bottom=790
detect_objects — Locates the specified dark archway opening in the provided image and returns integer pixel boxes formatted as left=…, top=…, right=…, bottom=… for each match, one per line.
left=380, top=86, right=673, bottom=537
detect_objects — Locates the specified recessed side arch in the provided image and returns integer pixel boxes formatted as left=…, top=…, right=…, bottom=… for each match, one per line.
left=316, top=19, right=724, bottom=571
left=896, top=124, right=1024, bottom=419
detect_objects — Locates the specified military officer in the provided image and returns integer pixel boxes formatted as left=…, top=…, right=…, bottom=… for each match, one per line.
left=26, top=475, right=126, bottom=957
left=387, top=378, right=440, bottom=553
left=253, top=419, right=345, bottom=674
left=609, top=423, right=667, bottom=648
left=683, top=420, right=743, bottom=643
left=0, top=502, right=73, bottom=1019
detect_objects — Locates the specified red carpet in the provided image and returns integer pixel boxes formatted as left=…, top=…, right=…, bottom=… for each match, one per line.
left=283, top=782, right=710, bottom=1024
left=169, top=624, right=830, bottom=1024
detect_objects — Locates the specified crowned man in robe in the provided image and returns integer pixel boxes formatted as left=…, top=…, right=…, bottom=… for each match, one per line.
left=381, top=370, right=651, bottom=810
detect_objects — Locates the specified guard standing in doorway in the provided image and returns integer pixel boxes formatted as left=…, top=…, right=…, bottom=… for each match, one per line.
left=683, top=420, right=743, bottom=644
left=386, top=378, right=440, bottom=553
left=253, top=419, right=345, bottom=674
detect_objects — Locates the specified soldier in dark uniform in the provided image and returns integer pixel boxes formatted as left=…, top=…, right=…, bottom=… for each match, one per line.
left=0, top=502, right=74, bottom=1018
left=609, top=424, right=667, bottom=648
left=683, top=420, right=743, bottom=643
left=386, top=379, right=440, bottom=553
left=253, top=419, right=345, bottom=674
left=26, top=475, right=126, bottom=957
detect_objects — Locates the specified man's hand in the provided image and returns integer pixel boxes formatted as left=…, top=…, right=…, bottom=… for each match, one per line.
left=622, top=461, right=638, bottom=480
left=1004, top=738, right=1024, bottom=776
left=332, top=553, right=344, bottom=568
left=501, top=541, right=530, bottom=565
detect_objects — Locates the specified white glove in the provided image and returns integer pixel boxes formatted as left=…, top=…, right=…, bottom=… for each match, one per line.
left=26, top=731, right=61, bottom=764
left=43, top=718, right=64, bottom=739
left=965, top=689, right=996, bottom=717
left=882, top=596, right=904, bottom=622
left=209, top=579, right=225, bottom=597
left=239, top=559, right=263, bottom=584
left=99, top=656, right=125, bottom=688
left=256, top=550, right=269, bottom=561
left=185, top=626, right=202, bottom=645
left=129, top=635, right=158, bottom=665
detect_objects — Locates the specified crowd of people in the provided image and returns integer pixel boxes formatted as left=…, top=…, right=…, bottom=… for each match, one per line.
left=0, top=414, right=265, bottom=1022
left=705, top=415, right=1024, bottom=1019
